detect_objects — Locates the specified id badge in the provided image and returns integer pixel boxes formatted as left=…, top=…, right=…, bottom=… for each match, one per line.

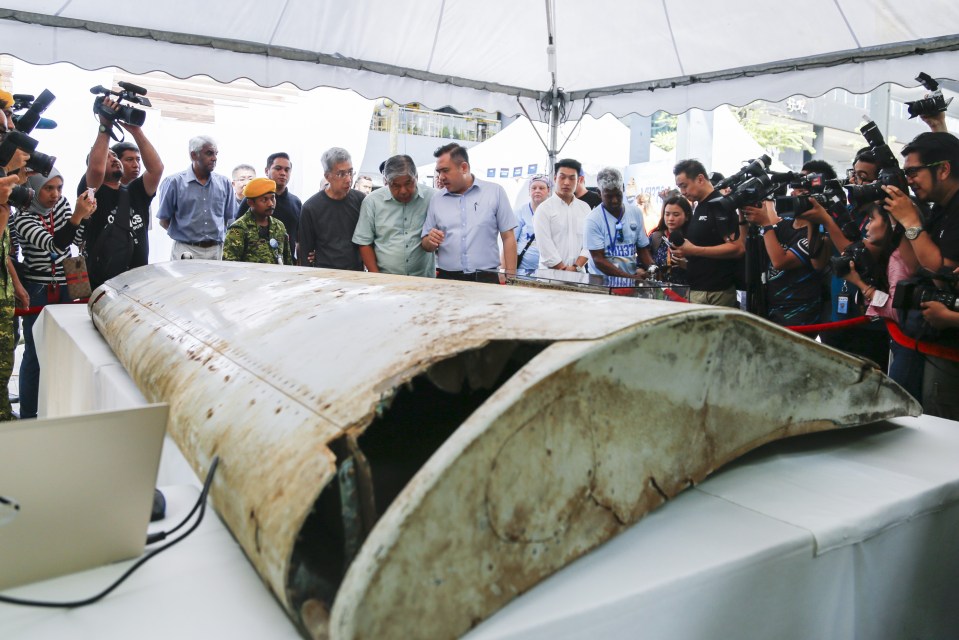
left=837, top=295, right=849, bottom=315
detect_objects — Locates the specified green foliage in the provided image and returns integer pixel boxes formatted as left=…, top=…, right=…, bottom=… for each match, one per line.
left=734, top=103, right=816, bottom=154
left=651, top=112, right=678, bottom=152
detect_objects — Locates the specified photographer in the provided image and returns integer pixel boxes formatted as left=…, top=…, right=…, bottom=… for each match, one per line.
left=672, top=159, right=744, bottom=308
left=803, top=162, right=891, bottom=369
left=838, top=204, right=923, bottom=399
left=13, top=170, right=96, bottom=419
left=881, top=131, right=959, bottom=418
left=742, top=200, right=829, bottom=326
left=85, top=97, right=163, bottom=289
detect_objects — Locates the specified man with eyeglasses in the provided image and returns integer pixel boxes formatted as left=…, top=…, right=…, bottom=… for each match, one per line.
left=421, top=143, right=516, bottom=282
left=882, top=131, right=959, bottom=419
left=533, top=159, right=590, bottom=272
left=298, top=147, right=365, bottom=270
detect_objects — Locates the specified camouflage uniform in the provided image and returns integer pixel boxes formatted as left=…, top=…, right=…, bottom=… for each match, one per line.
left=223, top=212, right=293, bottom=265
left=0, top=228, right=17, bottom=421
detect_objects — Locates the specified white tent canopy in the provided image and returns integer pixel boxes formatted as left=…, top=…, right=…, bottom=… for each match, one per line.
left=1, top=1, right=958, bottom=122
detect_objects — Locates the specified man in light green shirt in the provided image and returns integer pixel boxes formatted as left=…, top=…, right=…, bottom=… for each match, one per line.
left=353, top=154, right=436, bottom=277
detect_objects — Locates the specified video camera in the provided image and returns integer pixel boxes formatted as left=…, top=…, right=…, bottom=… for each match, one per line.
left=90, top=81, right=152, bottom=127
left=775, top=173, right=848, bottom=220
left=12, top=89, right=57, bottom=133
left=707, top=156, right=791, bottom=237
left=844, top=120, right=909, bottom=209
left=893, top=267, right=959, bottom=312
left=905, top=72, right=953, bottom=120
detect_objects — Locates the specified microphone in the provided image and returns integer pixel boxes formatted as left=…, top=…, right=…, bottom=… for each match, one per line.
left=668, top=230, right=685, bottom=247
left=89, top=85, right=110, bottom=95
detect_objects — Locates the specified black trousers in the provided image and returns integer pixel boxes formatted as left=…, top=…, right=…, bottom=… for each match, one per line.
left=436, top=269, right=500, bottom=284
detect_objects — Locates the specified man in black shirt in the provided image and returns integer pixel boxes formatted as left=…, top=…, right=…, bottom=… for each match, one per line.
left=671, top=159, right=744, bottom=307
left=883, top=131, right=959, bottom=419
left=298, top=147, right=365, bottom=270
left=85, top=97, right=163, bottom=289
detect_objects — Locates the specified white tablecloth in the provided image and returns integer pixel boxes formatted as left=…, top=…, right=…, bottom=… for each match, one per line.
left=22, top=305, right=959, bottom=640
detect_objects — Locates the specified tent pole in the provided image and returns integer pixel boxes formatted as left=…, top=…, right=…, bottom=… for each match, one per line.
left=548, top=88, right=560, bottom=176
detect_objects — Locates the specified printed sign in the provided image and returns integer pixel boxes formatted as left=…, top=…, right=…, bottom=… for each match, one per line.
left=527, top=164, right=538, bottom=175
left=513, top=167, right=523, bottom=177
left=487, top=168, right=496, bottom=178
left=500, top=168, right=509, bottom=178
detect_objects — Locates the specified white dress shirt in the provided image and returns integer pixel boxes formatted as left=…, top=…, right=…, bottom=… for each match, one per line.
left=533, top=193, right=590, bottom=269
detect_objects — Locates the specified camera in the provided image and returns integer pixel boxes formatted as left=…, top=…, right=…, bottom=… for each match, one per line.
left=0, top=130, right=56, bottom=177
left=6, top=185, right=35, bottom=210
left=905, top=72, right=953, bottom=120
left=830, top=241, right=878, bottom=284
left=893, top=267, right=959, bottom=312
left=90, top=81, right=152, bottom=127
left=844, top=120, right=907, bottom=209
left=775, top=174, right=848, bottom=219
left=12, top=90, right=57, bottom=134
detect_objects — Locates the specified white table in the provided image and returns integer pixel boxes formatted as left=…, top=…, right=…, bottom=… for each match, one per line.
left=18, top=305, right=959, bottom=640
left=0, top=486, right=301, bottom=639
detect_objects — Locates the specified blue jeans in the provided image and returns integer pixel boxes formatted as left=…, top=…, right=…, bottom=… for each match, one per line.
left=19, top=280, right=68, bottom=419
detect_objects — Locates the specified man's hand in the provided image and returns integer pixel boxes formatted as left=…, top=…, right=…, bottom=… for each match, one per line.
left=0, top=174, right=20, bottom=206
left=740, top=203, right=770, bottom=226
left=921, top=300, right=959, bottom=329
left=2, top=148, right=30, bottom=176
left=423, top=228, right=445, bottom=252
left=98, top=97, right=121, bottom=128
left=882, top=185, right=922, bottom=227
left=633, top=267, right=647, bottom=280
left=920, top=110, right=948, bottom=133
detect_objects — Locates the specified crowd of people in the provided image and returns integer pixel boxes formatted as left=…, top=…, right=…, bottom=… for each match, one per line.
left=0, top=88, right=956, bottom=423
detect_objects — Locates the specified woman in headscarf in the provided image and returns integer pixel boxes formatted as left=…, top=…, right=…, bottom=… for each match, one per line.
left=13, top=169, right=96, bottom=419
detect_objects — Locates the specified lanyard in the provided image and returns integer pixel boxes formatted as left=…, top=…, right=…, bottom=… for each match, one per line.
left=40, top=209, right=60, bottom=280
left=601, top=204, right=623, bottom=254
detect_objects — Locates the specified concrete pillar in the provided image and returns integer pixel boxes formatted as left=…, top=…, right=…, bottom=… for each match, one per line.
left=675, top=109, right=714, bottom=169
left=624, top=114, right=652, bottom=164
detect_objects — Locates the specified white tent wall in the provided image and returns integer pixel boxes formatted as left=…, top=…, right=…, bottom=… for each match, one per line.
left=417, top=115, right=631, bottom=207
left=1, top=1, right=957, bottom=121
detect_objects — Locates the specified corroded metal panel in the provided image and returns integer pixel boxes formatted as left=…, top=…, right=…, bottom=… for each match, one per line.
left=89, top=262, right=919, bottom=639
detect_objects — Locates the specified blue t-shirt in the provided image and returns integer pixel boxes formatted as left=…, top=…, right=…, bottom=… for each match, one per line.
left=584, top=203, right=650, bottom=277
left=514, top=203, right=540, bottom=271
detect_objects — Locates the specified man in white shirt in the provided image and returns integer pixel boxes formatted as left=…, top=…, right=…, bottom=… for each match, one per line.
left=533, top=158, right=591, bottom=271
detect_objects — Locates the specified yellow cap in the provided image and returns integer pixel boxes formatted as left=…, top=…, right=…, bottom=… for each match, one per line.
left=243, top=177, right=276, bottom=199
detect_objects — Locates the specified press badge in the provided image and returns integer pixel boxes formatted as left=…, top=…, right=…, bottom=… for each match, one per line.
left=837, top=295, right=849, bottom=314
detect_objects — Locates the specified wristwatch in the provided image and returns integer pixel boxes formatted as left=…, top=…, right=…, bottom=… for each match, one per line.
left=760, top=224, right=776, bottom=236
left=98, top=124, right=109, bottom=135
left=904, top=226, right=923, bottom=240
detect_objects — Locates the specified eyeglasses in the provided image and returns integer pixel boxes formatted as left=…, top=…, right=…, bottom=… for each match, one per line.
left=331, top=169, right=354, bottom=180
left=903, top=161, right=945, bottom=179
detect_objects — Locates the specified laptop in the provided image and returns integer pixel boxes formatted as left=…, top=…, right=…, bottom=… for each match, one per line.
left=0, top=404, right=168, bottom=591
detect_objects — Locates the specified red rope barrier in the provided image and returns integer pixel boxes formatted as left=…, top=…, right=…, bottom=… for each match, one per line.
left=663, top=288, right=689, bottom=303
left=786, top=316, right=871, bottom=334
left=14, top=300, right=89, bottom=317
left=884, top=318, right=959, bottom=362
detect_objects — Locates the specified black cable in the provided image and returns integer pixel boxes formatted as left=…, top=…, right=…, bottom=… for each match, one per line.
left=0, top=456, right=220, bottom=608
